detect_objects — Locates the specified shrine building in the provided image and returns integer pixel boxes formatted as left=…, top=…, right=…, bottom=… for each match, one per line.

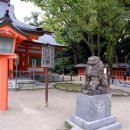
left=0, top=0, right=63, bottom=77
left=75, top=63, right=130, bottom=81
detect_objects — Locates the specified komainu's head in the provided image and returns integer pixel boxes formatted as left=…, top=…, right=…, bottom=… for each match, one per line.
left=87, top=56, right=101, bottom=66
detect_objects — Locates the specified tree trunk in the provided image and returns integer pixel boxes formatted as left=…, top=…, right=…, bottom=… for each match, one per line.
left=125, top=52, right=130, bottom=63
left=97, top=34, right=101, bottom=58
left=84, top=40, right=95, bottom=56
left=107, top=64, right=112, bottom=87
left=83, top=34, right=95, bottom=56
left=115, top=52, right=119, bottom=65
left=106, top=42, right=116, bottom=87
left=90, top=47, right=95, bottom=56
left=73, top=51, right=78, bottom=64
left=71, top=47, right=78, bottom=64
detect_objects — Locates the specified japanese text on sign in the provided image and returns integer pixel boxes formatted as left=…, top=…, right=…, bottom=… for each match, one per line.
left=41, top=45, right=54, bottom=68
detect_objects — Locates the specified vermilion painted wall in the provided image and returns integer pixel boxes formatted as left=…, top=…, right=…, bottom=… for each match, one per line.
left=77, top=67, right=86, bottom=76
left=77, top=67, right=130, bottom=80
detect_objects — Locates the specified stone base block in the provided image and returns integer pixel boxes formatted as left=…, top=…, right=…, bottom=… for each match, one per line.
left=69, top=115, right=121, bottom=130
left=76, top=93, right=112, bottom=122
left=96, top=122, right=121, bottom=130
left=68, top=93, right=121, bottom=130
left=83, top=116, right=116, bottom=130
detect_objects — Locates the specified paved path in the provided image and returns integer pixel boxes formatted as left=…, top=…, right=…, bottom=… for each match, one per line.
left=0, top=89, right=130, bottom=130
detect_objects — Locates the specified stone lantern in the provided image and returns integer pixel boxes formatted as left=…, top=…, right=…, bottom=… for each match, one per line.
left=0, top=10, right=27, bottom=110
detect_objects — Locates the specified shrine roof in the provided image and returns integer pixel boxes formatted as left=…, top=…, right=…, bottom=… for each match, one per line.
left=75, top=64, right=87, bottom=67
left=0, top=1, right=46, bottom=33
left=0, top=1, right=64, bottom=48
left=0, top=18, right=28, bottom=38
left=32, top=34, right=64, bottom=47
left=75, top=63, right=127, bottom=68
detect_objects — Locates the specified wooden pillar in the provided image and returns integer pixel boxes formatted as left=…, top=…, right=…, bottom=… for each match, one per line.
left=21, top=53, right=24, bottom=71
left=9, top=59, right=14, bottom=78
left=25, top=47, right=29, bottom=71
left=115, top=68, right=117, bottom=79
left=45, top=67, right=48, bottom=106
left=0, top=56, right=8, bottom=110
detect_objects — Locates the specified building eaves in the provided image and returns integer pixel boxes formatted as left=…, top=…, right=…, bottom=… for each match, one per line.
left=32, top=34, right=64, bottom=47
left=0, top=10, right=28, bottom=38
left=0, top=2, right=38, bottom=30
left=75, top=64, right=87, bottom=67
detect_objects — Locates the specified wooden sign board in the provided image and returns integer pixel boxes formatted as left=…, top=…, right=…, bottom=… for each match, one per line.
left=32, top=59, right=36, bottom=68
left=41, top=45, right=54, bottom=68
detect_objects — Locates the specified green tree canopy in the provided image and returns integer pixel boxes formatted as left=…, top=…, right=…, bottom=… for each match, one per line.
left=22, top=0, right=129, bottom=81
left=22, top=0, right=127, bottom=58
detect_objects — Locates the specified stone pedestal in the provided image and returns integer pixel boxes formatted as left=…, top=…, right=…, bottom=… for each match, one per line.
left=67, top=93, right=121, bottom=130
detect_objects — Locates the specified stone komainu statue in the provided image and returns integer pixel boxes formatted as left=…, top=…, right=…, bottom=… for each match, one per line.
left=81, top=56, right=109, bottom=95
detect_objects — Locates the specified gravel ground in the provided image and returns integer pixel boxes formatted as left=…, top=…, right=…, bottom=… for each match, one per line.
left=0, top=89, right=130, bottom=130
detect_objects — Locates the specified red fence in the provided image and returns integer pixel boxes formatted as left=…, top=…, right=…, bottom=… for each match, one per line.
left=111, top=68, right=130, bottom=80
left=77, top=66, right=130, bottom=81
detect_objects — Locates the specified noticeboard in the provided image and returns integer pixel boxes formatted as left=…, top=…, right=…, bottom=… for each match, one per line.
left=14, top=57, right=19, bottom=66
left=41, top=45, right=54, bottom=68
left=29, top=56, right=41, bottom=66
left=32, top=59, right=36, bottom=68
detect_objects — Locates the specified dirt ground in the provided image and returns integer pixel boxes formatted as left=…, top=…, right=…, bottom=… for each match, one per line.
left=0, top=89, right=130, bottom=130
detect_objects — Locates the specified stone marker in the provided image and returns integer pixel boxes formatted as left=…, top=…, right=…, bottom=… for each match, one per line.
left=67, top=56, right=121, bottom=130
